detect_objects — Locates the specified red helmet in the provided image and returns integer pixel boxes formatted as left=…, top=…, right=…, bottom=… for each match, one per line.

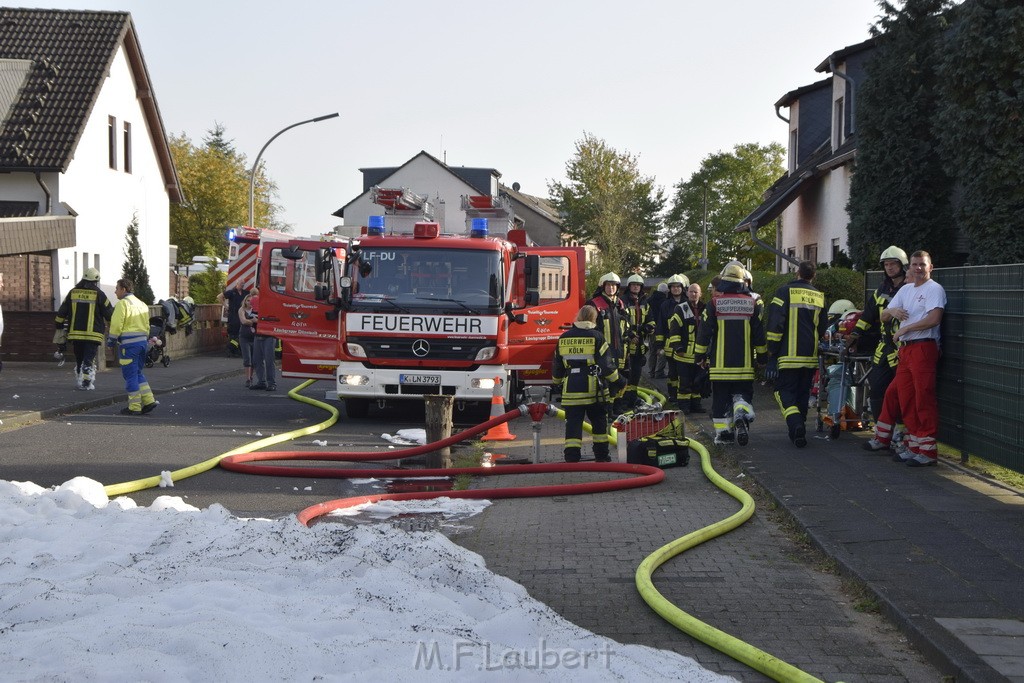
left=838, top=311, right=862, bottom=336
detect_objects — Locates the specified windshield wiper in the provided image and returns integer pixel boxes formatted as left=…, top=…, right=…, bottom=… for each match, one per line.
left=415, top=296, right=481, bottom=314
left=356, top=295, right=410, bottom=313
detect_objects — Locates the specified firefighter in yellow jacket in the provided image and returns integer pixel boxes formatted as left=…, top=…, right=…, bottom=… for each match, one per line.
left=54, top=267, right=113, bottom=390
left=552, top=305, right=625, bottom=462
left=766, top=260, right=827, bottom=447
left=108, top=278, right=158, bottom=416
left=694, top=263, right=767, bottom=446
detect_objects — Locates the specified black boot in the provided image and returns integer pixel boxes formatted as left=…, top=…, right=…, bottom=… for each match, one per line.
left=689, top=397, right=706, bottom=413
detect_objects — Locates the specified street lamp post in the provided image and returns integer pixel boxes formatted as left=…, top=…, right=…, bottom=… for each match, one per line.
left=247, top=112, right=340, bottom=228
left=699, top=181, right=709, bottom=271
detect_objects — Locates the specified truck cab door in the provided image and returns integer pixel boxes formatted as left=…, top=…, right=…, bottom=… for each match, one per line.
left=506, top=247, right=587, bottom=382
left=257, top=240, right=345, bottom=379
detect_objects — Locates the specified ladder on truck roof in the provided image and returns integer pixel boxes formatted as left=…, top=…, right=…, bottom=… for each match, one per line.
left=371, top=187, right=433, bottom=216
left=461, top=194, right=516, bottom=238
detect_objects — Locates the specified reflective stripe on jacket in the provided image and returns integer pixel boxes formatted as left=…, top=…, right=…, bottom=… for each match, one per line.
left=109, top=294, right=150, bottom=344
left=667, top=301, right=699, bottom=362
left=552, top=323, right=621, bottom=406
left=55, top=283, right=113, bottom=344
left=767, top=280, right=826, bottom=369
left=694, top=292, right=767, bottom=381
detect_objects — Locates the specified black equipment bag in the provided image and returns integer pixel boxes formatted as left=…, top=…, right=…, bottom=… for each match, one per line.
left=627, top=436, right=690, bottom=468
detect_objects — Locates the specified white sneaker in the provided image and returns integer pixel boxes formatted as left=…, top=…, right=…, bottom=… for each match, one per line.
left=862, top=438, right=888, bottom=452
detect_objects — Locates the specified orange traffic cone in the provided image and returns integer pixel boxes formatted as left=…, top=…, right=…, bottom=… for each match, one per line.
left=481, top=376, right=516, bottom=442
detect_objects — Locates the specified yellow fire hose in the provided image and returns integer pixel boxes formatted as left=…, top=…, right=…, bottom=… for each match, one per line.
left=102, top=380, right=823, bottom=681
left=103, top=381, right=338, bottom=497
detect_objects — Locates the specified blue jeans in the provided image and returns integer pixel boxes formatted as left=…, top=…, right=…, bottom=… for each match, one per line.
left=253, top=335, right=276, bottom=386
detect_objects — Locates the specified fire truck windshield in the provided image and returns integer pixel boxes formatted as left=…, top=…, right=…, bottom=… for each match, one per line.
left=351, top=246, right=503, bottom=313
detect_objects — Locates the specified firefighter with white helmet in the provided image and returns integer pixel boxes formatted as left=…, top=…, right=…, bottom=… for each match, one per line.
left=655, top=274, right=689, bottom=404
left=55, top=267, right=114, bottom=390
left=848, top=245, right=909, bottom=427
left=766, top=260, right=827, bottom=447
left=620, top=273, right=654, bottom=410
left=667, top=278, right=705, bottom=413
left=694, top=262, right=767, bottom=445
left=587, top=272, right=630, bottom=412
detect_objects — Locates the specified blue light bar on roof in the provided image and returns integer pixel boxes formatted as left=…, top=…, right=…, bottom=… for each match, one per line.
left=470, top=217, right=489, bottom=238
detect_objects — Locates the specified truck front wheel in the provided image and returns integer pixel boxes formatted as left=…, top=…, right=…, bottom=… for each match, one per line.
left=344, top=398, right=370, bottom=419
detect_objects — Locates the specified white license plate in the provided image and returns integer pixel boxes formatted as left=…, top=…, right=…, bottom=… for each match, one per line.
left=400, top=374, right=441, bottom=385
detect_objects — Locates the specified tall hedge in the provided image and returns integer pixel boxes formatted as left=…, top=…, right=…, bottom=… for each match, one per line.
left=935, top=0, right=1024, bottom=264
left=846, top=0, right=957, bottom=269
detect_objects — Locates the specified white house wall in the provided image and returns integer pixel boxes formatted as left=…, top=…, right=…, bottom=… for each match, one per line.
left=779, top=166, right=852, bottom=266
left=0, top=170, right=60, bottom=208
left=341, top=155, right=496, bottom=235
left=54, top=43, right=170, bottom=304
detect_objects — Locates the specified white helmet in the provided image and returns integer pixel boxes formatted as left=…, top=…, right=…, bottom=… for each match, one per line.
left=720, top=262, right=746, bottom=284
left=625, top=274, right=645, bottom=286
left=666, top=273, right=689, bottom=288
left=83, top=267, right=100, bottom=282
left=599, top=272, right=620, bottom=286
left=827, top=299, right=857, bottom=317
left=879, top=246, right=909, bottom=267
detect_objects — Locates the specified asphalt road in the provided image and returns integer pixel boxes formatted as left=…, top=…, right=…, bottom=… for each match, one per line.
left=1, top=376, right=483, bottom=518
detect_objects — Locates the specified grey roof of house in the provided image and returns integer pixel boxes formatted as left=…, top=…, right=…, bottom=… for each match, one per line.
left=0, top=8, right=180, bottom=201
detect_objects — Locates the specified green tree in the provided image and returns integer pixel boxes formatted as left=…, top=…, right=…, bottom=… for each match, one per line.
left=936, top=0, right=1024, bottom=264
left=846, top=0, right=956, bottom=269
left=121, top=214, right=154, bottom=305
left=548, top=133, right=665, bottom=276
left=660, top=142, right=785, bottom=276
left=187, top=259, right=226, bottom=305
left=170, top=123, right=284, bottom=263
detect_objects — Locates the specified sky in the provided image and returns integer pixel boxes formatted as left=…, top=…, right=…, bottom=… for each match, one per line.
left=15, top=1, right=882, bottom=235
left=1, top=477, right=734, bottom=681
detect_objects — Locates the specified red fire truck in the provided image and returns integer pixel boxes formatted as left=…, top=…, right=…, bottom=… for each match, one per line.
left=256, top=187, right=586, bottom=417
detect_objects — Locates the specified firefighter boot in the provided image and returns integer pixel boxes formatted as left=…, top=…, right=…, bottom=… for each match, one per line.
left=82, top=364, right=96, bottom=391
left=689, top=397, right=706, bottom=414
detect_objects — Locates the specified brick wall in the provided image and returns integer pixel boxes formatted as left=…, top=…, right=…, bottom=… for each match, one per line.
left=0, top=253, right=53, bottom=311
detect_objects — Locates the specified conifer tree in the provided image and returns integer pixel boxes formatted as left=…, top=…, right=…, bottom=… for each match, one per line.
left=121, top=214, right=154, bottom=305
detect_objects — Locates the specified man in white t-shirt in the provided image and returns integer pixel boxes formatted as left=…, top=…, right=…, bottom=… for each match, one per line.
left=867, top=251, right=946, bottom=466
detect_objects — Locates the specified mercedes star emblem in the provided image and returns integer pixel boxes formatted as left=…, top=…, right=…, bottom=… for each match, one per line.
left=412, top=339, right=430, bottom=357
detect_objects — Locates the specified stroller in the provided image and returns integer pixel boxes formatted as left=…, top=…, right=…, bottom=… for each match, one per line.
left=146, top=315, right=170, bottom=368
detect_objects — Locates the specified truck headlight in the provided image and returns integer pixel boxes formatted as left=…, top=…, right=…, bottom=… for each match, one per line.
left=346, top=343, right=366, bottom=358
left=474, top=346, right=497, bottom=362
left=338, top=374, right=369, bottom=386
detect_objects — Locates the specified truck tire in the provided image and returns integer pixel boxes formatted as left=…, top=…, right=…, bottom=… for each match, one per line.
left=344, top=398, right=370, bottom=419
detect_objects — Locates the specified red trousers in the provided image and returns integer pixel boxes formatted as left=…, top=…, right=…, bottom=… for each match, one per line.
left=892, top=341, right=939, bottom=458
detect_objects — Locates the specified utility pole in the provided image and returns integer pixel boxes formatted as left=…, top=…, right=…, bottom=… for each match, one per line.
left=699, top=181, right=709, bottom=271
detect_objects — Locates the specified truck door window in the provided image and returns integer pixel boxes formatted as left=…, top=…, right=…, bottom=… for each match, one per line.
left=267, top=248, right=329, bottom=301
left=538, top=256, right=570, bottom=304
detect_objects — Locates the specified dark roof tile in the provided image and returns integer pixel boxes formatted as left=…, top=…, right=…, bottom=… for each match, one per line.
left=0, top=8, right=128, bottom=171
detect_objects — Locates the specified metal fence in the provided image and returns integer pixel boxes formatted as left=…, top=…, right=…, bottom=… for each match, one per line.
left=867, top=264, right=1024, bottom=474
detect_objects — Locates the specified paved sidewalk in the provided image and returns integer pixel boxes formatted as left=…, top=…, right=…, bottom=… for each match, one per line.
left=0, top=354, right=244, bottom=430
left=1, top=356, right=1021, bottom=681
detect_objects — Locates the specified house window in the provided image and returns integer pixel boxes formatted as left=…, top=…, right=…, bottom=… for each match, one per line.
left=786, top=248, right=796, bottom=273
left=831, top=238, right=841, bottom=263
left=789, top=129, right=798, bottom=172
left=832, top=97, right=845, bottom=149
left=123, top=122, right=132, bottom=174
left=82, top=252, right=89, bottom=276
left=94, top=254, right=100, bottom=275
left=108, top=116, right=117, bottom=169
left=803, top=243, right=818, bottom=264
